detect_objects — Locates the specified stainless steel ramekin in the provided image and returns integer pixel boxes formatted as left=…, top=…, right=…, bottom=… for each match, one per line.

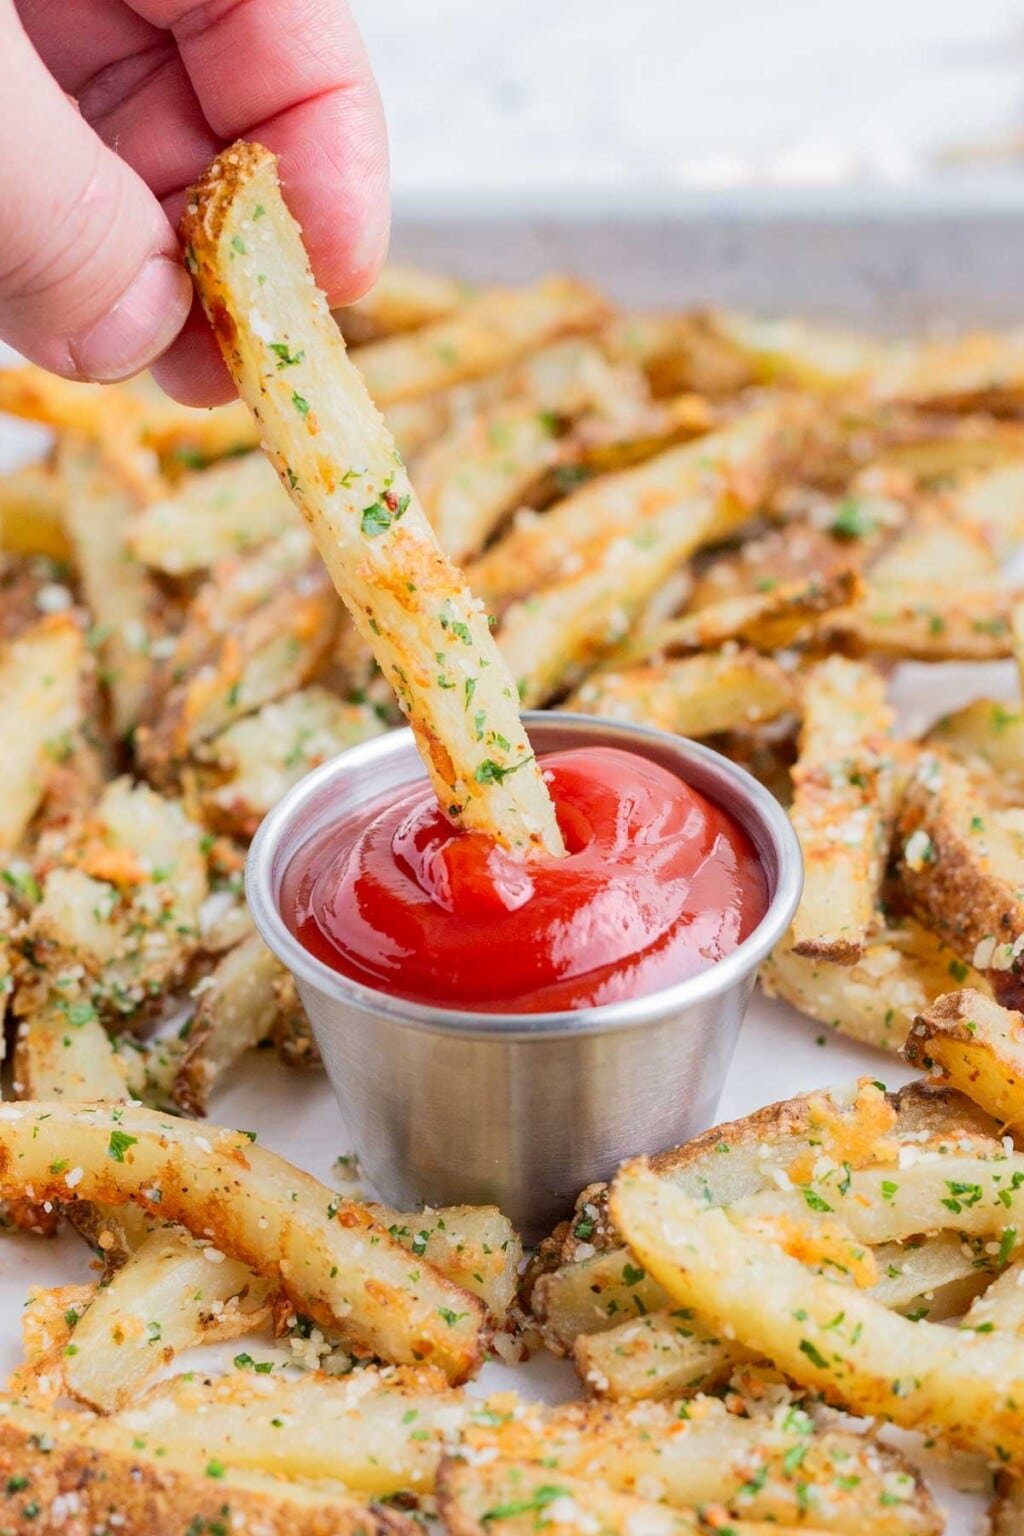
left=247, top=713, right=802, bottom=1239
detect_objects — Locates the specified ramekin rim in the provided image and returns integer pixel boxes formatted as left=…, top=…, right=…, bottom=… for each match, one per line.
left=245, top=712, right=802, bottom=1040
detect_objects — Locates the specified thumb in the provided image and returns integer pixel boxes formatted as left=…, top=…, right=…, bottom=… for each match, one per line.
left=0, top=7, right=192, bottom=382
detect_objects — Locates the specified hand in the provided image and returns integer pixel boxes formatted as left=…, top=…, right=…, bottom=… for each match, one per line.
left=2, top=0, right=389, bottom=404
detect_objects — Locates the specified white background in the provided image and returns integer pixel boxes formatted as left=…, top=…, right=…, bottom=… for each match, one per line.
left=354, top=0, right=1024, bottom=197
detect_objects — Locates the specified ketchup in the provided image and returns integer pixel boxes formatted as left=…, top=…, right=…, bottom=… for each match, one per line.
left=283, top=747, right=768, bottom=1014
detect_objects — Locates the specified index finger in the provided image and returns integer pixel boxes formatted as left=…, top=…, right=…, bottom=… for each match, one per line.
left=134, top=0, right=390, bottom=303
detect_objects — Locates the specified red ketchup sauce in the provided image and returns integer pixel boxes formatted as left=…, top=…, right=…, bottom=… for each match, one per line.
left=283, top=746, right=768, bottom=1014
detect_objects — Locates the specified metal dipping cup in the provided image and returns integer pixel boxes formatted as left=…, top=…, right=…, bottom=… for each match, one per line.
left=247, top=713, right=802, bottom=1239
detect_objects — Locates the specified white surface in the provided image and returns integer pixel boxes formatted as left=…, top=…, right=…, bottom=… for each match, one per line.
left=356, top=0, right=1024, bottom=196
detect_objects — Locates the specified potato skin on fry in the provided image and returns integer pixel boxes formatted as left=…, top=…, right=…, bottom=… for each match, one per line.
left=897, top=753, right=1024, bottom=1008
left=172, top=933, right=295, bottom=1115
left=906, top=986, right=1024, bottom=1131
left=0, top=1405, right=415, bottom=1536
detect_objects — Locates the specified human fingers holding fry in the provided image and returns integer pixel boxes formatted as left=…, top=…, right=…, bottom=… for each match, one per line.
left=0, top=0, right=389, bottom=403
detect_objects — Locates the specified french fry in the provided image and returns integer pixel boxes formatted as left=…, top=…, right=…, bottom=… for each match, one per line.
left=0, top=556, right=53, bottom=643
left=384, top=334, right=621, bottom=461
left=762, top=918, right=986, bottom=1052
left=114, top=1030, right=188, bottom=1109
left=60, top=1199, right=160, bottom=1266
left=181, top=140, right=563, bottom=856
left=125, top=376, right=261, bottom=468
left=16, top=778, right=207, bottom=1022
left=569, top=649, right=798, bottom=737
left=0, top=1396, right=411, bottom=1536
left=574, top=1229, right=989, bottom=1402
left=173, top=933, right=296, bottom=1114
left=415, top=399, right=569, bottom=561
left=62, top=1227, right=271, bottom=1412
left=897, top=752, right=1024, bottom=1007
left=469, top=399, right=822, bottom=614
left=706, top=311, right=891, bottom=393
left=12, top=1002, right=130, bottom=1101
left=925, top=697, right=1024, bottom=799
left=1014, top=596, right=1024, bottom=699
left=497, top=402, right=823, bottom=705
left=787, top=656, right=895, bottom=963
left=613, top=568, right=860, bottom=664
left=559, top=391, right=716, bottom=482
left=459, top=1392, right=939, bottom=1536
left=832, top=579, right=1017, bottom=660
left=350, top=277, right=609, bottom=406
left=871, top=417, right=1024, bottom=487
left=961, top=1255, right=1024, bottom=1335
left=194, top=686, right=385, bottom=840
left=412, top=342, right=656, bottom=561
left=0, top=615, right=84, bottom=852
left=0, top=366, right=259, bottom=467
left=57, top=439, right=166, bottom=736
left=137, top=530, right=341, bottom=781
left=795, top=651, right=892, bottom=764
left=876, top=325, right=1024, bottom=412
left=0, top=1101, right=487, bottom=1381
left=906, top=987, right=1024, bottom=1131
left=732, top=1145, right=1024, bottom=1247
left=529, top=1080, right=996, bottom=1349
left=114, top=1366, right=465, bottom=1492
left=129, top=450, right=298, bottom=576
left=0, top=893, right=12, bottom=1035
left=604, top=308, right=755, bottom=396
left=531, top=1243, right=669, bottom=1349
left=574, top=1310, right=751, bottom=1401
left=686, top=479, right=907, bottom=609
left=611, top=1158, right=1024, bottom=1467
left=868, top=509, right=999, bottom=584
left=437, top=1457, right=828, bottom=1536
left=869, top=414, right=1024, bottom=484
left=0, top=368, right=127, bottom=440
left=709, top=313, right=1024, bottom=414
left=373, top=1204, right=521, bottom=1322
left=338, top=263, right=472, bottom=344
left=0, top=464, right=69, bottom=560
left=268, top=970, right=320, bottom=1068
left=18, top=1282, right=96, bottom=1374
left=947, top=461, right=1024, bottom=561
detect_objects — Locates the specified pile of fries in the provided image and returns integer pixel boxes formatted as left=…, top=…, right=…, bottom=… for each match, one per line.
left=4, top=138, right=1024, bottom=1529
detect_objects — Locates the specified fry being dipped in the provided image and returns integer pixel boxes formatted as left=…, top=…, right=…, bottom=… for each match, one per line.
left=181, top=142, right=563, bottom=857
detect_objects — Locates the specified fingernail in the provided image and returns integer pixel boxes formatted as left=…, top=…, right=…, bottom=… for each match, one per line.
left=69, top=255, right=193, bottom=383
